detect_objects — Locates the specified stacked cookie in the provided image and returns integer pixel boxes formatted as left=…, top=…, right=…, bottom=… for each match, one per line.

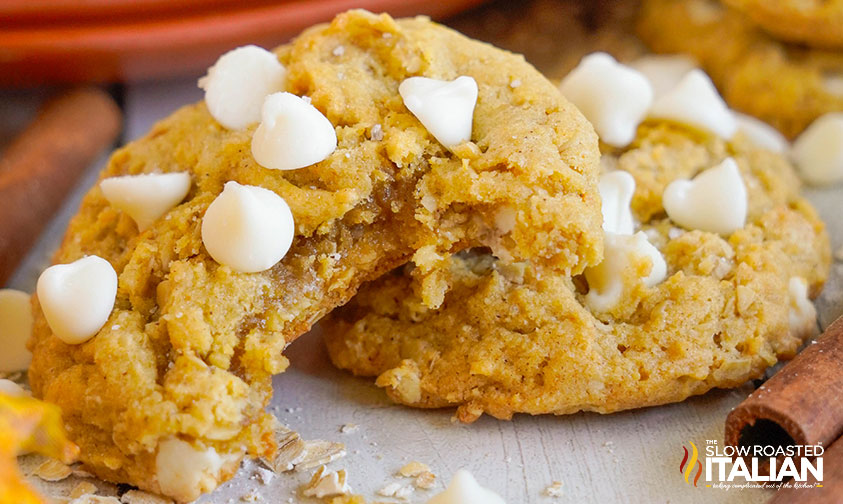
left=638, top=0, right=843, bottom=144
left=324, top=52, right=831, bottom=423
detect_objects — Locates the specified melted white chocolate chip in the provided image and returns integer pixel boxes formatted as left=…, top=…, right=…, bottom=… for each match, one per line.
left=427, top=469, right=505, bottom=504
left=36, top=256, right=117, bottom=345
left=734, top=113, right=788, bottom=154
left=663, top=158, right=747, bottom=235
left=0, top=289, right=32, bottom=372
left=560, top=53, right=653, bottom=147
left=629, top=54, right=697, bottom=98
left=201, top=181, right=294, bottom=273
left=199, top=45, right=286, bottom=130
left=599, top=170, right=636, bottom=235
left=584, top=231, right=667, bottom=313
left=155, top=438, right=226, bottom=503
left=251, top=92, right=337, bottom=170
left=648, top=69, right=736, bottom=139
left=399, top=75, right=478, bottom=148
left=100, top=172, right=191, bottom=231
left=788, top=277, right=818, bottom=339
left=792, top=113, right=843, bottom=186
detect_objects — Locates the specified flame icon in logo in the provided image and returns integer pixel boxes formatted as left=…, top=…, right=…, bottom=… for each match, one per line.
left=679, top=441, right=703, bottom=487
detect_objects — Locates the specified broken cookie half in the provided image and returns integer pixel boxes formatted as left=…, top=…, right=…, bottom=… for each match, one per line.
left=28, top=10, right=603, bottom=502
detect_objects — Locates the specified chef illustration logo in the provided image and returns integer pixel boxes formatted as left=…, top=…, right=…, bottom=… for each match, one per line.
left=678, top=439, right=824, bottom=490
left=679, top=441, right=703, bottom=487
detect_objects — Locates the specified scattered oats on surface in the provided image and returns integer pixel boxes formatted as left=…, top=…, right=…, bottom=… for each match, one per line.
left=340, top=423, right=359, bottom=434
left=33, top=458, right=73, bottom=481
left=414, top=471, right=436, bottom=490
left=69, top=496, right=121, bottom=504
left=260, top=426, right=307, bottom=473
left=255, top=467, right=275, bottom=485
left=394, top=485, right=414, bottom=500
left=398, top=461, right=430, bottom=478
left=120, top=489, right=174, bottom=504
left=302, top=465, right=351, bottom=498
left=377, top=482, right=402, bottom=497
left=294, top=440, right=346, bottom=471
left=377, top=481, right=415, bottom=500
left=70, top=481, right=98, bottom=498
left=72, top=467, right=96, bottom=479
left=241, top=490, right=261, bottom=502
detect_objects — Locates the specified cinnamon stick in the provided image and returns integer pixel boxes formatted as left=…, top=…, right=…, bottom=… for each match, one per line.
left=725, top=315, right=843, bottom=487
left=0, top=88, right=121, bottom=285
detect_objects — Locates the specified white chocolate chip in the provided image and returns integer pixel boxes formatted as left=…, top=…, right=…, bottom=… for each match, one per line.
left=584, top=232, right=667, bottom=312
left=791, top=113, right=843, bottom=186
left=251, top=92, right=337, bottom=170
left=155, top=438, right=225, bottom=503
left=598, top=171, right=636, bottom=235
left=629, top=54, right=697, bottom=98
left=663, top=158, right=747, bottom=235
left=0, top=289, right=32, bottom=372
left=100, top=172, right=191, bottom=231
left=734, top=113, right=789, bottom=153
left=560, top=53, right=653, bottom=147
left=199, top=45, right=286, bottom=130
left=648, top=69, right=736, bottom=139
left=0, top=378, right=27, bottom=396
left=36, top=256, right=117, bottom=345
left=427, top=469, right=505, bottom=504
left=201, top=181, right=294, bottom=273
left=788, top=277, right=818, bottom=339
left=399, top=75, right=478, bottom=148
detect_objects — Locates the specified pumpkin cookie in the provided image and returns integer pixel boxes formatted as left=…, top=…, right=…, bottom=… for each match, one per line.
left=637, top=0, right=843, bottom=138
left=27, top=10, right=603, bottom=502
left=323, top=120, right=831, bottom=422
left=723, top=0, right=843, bottom=49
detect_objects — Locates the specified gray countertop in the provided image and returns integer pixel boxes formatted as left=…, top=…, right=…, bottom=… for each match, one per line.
left=9, top=76, right=843, bottom=504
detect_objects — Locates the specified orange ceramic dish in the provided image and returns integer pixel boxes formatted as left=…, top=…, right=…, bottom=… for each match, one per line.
left=0, top=0, right=485, bottom=85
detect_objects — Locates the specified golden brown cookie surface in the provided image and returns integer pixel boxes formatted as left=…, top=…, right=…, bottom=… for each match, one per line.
left=28, top=10, right=603, bottom=501
left=723, top=0, right=843, bottom=49
left=324, top=122, right=831, bottom=423
left=637, top=0, right=843, bottom=138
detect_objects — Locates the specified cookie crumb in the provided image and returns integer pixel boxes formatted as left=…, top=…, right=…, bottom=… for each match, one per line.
left=544, top=481, right=564, bottom=497
left=241, top=489, right=261, bottom=502
left=835, top=245, right=843, bottom=262
left=398, top=461, right=430, bottom=478
left=302, top=466, right=351, bottom=498
left=377, top=481, right=414, bottom=500
left=414, top=471, right=436, bottom=490
left=70, top=481, right=98, bottom=498
left=340, top=423, right=359, bottom=434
